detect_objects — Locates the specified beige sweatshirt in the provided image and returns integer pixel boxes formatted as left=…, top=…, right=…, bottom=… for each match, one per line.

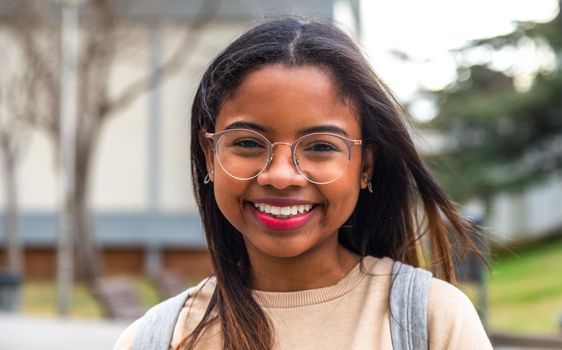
left=114, top=257, right=492, bottom=349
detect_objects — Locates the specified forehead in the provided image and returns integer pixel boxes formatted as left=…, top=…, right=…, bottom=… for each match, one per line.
left=215, top=64, right=360, bottom=138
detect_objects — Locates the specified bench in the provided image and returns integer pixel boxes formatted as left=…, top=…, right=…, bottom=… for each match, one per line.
left=94, top=277, right=146, bottom=320
left=153, top=271, right=189, bottom=299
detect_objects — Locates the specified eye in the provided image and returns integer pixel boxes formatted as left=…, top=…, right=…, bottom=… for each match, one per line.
left=303, top=141, right=340, bottom=153
left=232, top=138, right=265, bottom=148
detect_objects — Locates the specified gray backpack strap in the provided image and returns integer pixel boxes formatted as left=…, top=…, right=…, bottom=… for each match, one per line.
left=389, top=261, right=433, bottom=350
left=133, top=288, right=192, bottom=350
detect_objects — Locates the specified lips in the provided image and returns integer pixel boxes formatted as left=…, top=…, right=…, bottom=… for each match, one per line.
left=248, top=199, right=317, bottom=231
left=252, top=202, right=313, bottom=217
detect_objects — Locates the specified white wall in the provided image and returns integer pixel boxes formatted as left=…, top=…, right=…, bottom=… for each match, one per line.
left=1, top=20, right=560, bottom=243
left=0, top=22, right=247, bottom=214
left=490, top=174, right=562, bottom=242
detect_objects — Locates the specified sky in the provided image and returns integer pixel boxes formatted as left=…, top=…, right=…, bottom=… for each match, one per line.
left=353, top=0, right=560, bottom=121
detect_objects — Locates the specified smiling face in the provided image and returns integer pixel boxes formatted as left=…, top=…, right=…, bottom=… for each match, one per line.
left=202, top=64, right=373, bottom=263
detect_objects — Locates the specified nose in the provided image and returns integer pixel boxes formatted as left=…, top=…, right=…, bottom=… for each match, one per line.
left=256, top=143, right=308, bottom=189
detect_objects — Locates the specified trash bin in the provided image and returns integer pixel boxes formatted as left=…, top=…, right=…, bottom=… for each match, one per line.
left=456, top=215, right=488, bottom=284
left=453, top=215, right=490, bottom=329
left=0, top=270, right=21, bottom=312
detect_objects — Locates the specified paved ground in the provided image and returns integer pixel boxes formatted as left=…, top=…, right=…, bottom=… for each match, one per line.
left=0, top=313, right=130, bottom=350
left=0, top=313, right=559, bottom=350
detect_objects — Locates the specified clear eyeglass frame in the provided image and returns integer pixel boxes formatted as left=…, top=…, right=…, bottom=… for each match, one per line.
left=205, top=128, right=362, bottom=185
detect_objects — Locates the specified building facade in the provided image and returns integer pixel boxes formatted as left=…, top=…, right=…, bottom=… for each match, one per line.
left=0, top=0, right=362, bottom=278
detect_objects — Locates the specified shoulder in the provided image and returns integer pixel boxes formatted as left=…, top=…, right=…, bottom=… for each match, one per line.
left=361, top=255, right=394, bottom=276
left=379, top=259, right=492, bottom=349
left=113, top=319, right=140, bottom=350
left=427, top=278, right=492, bottom=349
left=427, top=278, right=481, bottom=326
left=112, top=276, right=217, bottom=350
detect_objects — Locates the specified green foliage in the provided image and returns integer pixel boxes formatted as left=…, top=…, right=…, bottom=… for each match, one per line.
left=424, top=13, right=561, bottom=201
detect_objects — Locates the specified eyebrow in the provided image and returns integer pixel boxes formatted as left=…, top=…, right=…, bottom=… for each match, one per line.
left=223, top=120, right=351, bottom=138
left=223, top=121, right=267, bottom=132
left=299, top=125, right=350, bottom=138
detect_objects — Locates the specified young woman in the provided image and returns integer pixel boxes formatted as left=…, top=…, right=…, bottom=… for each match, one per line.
left=115, top=18, right=492, bottom=350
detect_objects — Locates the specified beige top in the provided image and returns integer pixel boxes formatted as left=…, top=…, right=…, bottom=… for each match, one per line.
left=114, top=257, right=492, bottom=349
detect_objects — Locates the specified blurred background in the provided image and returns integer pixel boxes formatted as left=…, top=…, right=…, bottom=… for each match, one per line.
left=0, top=0, right=560, bottom=349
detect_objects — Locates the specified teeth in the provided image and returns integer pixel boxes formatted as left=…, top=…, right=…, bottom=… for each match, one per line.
left=253, top=202, right=313, bottom=216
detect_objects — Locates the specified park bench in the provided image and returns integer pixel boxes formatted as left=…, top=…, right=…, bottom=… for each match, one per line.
left=94, top=277, right=146, bottom=320
left=153, top=271, right=189, bottom=299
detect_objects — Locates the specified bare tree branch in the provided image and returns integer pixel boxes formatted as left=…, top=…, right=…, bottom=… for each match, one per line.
left=105, top=0, right=221, bottom=117
left=77, top=0, right=116, bottom=142
left=7, top=1, right=60, bottom=138
left=1, top=0, right=223, bottom=285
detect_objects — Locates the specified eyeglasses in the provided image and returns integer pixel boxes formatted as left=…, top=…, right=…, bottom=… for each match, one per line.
left=205, top=129, right=362, bottom=184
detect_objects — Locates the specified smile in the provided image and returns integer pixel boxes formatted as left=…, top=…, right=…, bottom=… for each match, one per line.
left=252, top=202, right=313, bottom=218
left=249, top=201, right=316, bottom=231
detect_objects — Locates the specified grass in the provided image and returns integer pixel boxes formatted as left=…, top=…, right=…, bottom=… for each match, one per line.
left=18, top=237, right=562, bottom=334
left=22, top=280, right=102, bottom=318
left=485, top=236, right=562, bottom=334
left=21, top=277, right=161, bottom=318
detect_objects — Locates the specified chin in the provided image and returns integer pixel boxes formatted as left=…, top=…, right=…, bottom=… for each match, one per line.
left=267, top=249, right=308, bottom=259
left=250, top=240, right=313, bottom=260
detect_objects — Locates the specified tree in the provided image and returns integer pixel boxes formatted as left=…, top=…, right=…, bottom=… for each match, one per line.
left=423, top=12, right=561, bottom=203
left=2, top=0, right=220, bottom=286
left=0, top=22, right=48, bottom=274
left=0, top=71, right=36, bottom=276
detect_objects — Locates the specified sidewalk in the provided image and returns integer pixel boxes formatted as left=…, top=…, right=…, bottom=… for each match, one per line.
left=2, top=313, right=558, bottom=350
left=0, top=313, right=129, bottom=350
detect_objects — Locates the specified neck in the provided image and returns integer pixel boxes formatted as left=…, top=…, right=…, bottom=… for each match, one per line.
left=247, top=242, right=360, bottom=292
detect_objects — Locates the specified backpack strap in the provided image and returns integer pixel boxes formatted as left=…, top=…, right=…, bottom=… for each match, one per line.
left=389, top=261, right=433, bottom=350
left=133, top=288, right=192, bottom=350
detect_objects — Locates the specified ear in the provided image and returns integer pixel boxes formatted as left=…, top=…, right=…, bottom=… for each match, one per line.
left=360, top=145, right=376, bottom=189
left=199, top=130, right=215, bottom=176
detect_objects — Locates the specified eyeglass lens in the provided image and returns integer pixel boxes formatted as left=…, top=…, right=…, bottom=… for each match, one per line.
left=214, top=130, right=351, bottom=184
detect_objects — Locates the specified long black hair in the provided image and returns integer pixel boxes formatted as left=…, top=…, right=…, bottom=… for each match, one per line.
left=184, top=17, right=479, bottom=350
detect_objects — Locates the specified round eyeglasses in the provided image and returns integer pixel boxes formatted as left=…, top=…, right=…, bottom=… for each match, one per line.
left=205, top=129, right=362, bottom=184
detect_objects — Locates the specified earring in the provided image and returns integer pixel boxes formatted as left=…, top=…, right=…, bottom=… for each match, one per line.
left=363, top=176, right=373, bottom=193
left=203, top=170, right=214, bottom=184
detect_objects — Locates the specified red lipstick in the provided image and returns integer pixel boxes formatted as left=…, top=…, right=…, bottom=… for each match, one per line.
left=249, top=204, right=315, bottom=231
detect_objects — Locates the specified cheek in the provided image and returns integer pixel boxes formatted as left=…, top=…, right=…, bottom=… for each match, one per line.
left=324, top=170, right=361, bottom=209
left=328, top=161, right=362, bottom=207
left=212, top=172, right=247, bottom=219
left=326, top=183, right=360, bottom=206
left=214, top=178, right=235, bottom=203
left=345, top=157, right=363, bottom=189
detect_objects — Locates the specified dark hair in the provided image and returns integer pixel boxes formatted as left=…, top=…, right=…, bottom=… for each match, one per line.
left=184, top=17, right=480, bottom=350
